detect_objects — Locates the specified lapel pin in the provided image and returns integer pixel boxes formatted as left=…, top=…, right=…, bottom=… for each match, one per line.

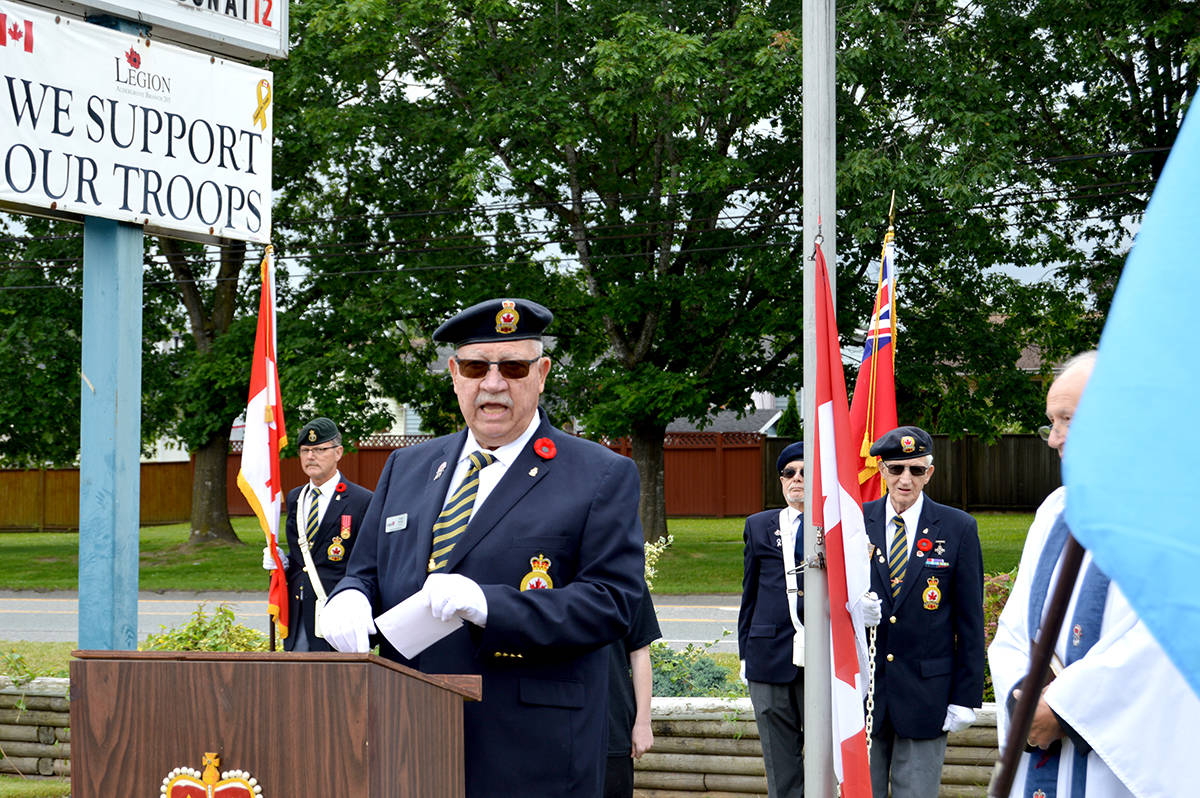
left=528, top=466, right=539, bottom=477
left=434, top=461, right=447, bottom=480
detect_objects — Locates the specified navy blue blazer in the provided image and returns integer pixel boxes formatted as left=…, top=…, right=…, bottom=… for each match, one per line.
left=864, top=495, right=985, bottom=740
left=282, top=477, right=373, bottom=652
left=332, top=411, right=644, bottom=797
left=738, top=508, right=805, bottom=684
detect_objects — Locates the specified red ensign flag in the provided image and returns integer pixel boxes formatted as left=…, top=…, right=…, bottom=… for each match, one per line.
left=236, top=247, right=289, bottom=639
left=848, top=229, right=898, bottom=503
left=812, top=241, right=873, bottom=796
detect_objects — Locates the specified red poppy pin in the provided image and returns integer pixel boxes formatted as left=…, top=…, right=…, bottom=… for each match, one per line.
left=534, top=437, right=556, bottom=460
left=335, top=482, right=347, bottom=493
left=917, top=537, right=933, bottom=552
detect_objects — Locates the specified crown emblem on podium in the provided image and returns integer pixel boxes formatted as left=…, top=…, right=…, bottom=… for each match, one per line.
left=161, top=751, right=262, bottom=798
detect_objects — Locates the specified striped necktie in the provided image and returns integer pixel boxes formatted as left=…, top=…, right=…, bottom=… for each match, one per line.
left=305, top=486, right=321, bottom=544
left=888, top=516, right=907, bottom=597
left=428, top=451, right=496, bottom=572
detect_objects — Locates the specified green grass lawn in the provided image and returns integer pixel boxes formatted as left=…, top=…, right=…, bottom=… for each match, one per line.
left=0, top=511, right=1032, bottom=595
left=0, top=775, right=70, bottom=798
left=0, top=517, right=271, bottom=591
left=652, top=512, right=1031, bottom=594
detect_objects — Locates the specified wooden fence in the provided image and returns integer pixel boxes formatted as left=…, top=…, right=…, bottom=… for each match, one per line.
left=0, top=432, right=1061, bottom=529
left=605, top=432, right=765, bottom=518
left=0, top=462, right=192, bottom=531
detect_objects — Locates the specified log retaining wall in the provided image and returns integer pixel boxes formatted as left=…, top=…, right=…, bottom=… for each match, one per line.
left=0, top=679, right=997, bottom=793
left=636, top=698, right=997, bottom=797
left=0, top=677, right=70, bottom=778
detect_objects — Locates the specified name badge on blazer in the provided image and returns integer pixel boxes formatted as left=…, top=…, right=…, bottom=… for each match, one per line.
left=385, top=514, right=408, bottom=533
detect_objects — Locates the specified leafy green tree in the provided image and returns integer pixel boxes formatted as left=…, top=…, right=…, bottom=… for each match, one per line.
left=0, top=217, right=83, bottom=467
left=775, top=393, right=802, bottom=438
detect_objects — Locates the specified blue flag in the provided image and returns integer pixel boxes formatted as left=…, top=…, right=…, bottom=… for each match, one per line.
left=1064, top=101, right=1200, bottom=699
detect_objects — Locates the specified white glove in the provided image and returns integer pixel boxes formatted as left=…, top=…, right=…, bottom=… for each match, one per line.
left=739, top=659, right=748, bottom=685
left=424, top=573, right=488, bottom=627
left=321, top=590, right=376, bottom=652
left=262, top=544, right=287, bottom=571
left=858, top=590, right=882, bottom=627
left=942, top=704, right=976, bottom=733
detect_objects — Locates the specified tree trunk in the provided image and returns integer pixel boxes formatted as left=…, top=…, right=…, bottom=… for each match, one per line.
left=187, top=430, right=240, bottom=545
left=630, top=420, right=668, bottom=544
left=161, top=237, right=245, bottom=548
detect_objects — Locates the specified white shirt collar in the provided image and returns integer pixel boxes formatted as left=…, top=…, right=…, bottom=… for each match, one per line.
left=780, top=504, right=803, bottom=531
left=460, top=412, right=542, bottom=468
left=309, top=471, right=342, bottom=496
left=887, top=490, right=925, bottom=535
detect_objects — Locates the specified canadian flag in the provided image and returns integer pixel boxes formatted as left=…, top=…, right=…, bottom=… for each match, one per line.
left=0, top=14, right=34, bottom=53
left=236, top=247, right=289, bottom=640
left=811, top=241, right=873, bottom=796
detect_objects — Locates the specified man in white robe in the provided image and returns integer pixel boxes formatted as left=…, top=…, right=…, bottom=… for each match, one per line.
left=989, top=352, right=1196, bottom=797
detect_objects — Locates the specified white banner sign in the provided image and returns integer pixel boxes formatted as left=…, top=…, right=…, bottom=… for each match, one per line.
left=0, top=1, right=272, bottom=243
left=23, top=0, right=288, bottom=60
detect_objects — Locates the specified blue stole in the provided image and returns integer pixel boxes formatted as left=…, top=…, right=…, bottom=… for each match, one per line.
left=1022, top=512, right=1111, bottom=798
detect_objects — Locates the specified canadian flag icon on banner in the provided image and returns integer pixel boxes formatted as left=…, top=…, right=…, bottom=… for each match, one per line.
left=0, top=14, right=34, bottom=53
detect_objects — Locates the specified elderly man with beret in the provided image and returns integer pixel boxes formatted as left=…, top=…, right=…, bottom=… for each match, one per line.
left=262, top=417, right=374, bottom=651
left=321, top=298, right=645, bottom=797
left=863, top=425, right=984, bottom=798
left=736, top=441, right=809, bottom=797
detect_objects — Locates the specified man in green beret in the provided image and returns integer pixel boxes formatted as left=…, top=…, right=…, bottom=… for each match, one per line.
left=262, top=417, right=373, bottom=651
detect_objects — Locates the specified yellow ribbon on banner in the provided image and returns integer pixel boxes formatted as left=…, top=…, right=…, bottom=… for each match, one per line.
left=252, top=79, right=272, bottom=130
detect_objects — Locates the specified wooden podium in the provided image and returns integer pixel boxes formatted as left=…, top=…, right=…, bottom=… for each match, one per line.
left=69, top=651, right=481, bottom=797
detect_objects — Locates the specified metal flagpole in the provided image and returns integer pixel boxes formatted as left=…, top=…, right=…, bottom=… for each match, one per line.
left=803, top=0, right=837, bottom=789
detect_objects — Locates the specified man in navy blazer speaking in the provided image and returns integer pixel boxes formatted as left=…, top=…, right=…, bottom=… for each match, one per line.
left=863, top=425, right=984, bottom=798
left=320, top=298, right=645, bottom=798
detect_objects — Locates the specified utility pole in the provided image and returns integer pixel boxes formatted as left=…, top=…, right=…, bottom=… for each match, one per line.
left=802, top=0, right=837, bottom=790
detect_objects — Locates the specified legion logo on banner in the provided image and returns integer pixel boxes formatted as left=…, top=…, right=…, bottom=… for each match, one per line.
left=0, top=0, right=272, bottom=243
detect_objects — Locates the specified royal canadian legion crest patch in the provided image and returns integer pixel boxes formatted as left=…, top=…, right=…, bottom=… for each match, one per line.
left=494, top=300, right=519, bottom=334
left=519, top=553, right=553, bottom=590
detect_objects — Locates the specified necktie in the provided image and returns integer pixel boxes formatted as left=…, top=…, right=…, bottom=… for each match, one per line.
left=305, top=486, right=321, bottom=544
left=428, top=451, right=496, bottom=572
left=888, top=516, right=907, bottom=597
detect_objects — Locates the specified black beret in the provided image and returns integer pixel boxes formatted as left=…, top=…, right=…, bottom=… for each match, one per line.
left=777, top=441, right=804, bottom=473
left=869, top=425, right=933, bottom=461
left=432, top=298, right=553, bottom=346
left=297, top=417, right=340, bottom=446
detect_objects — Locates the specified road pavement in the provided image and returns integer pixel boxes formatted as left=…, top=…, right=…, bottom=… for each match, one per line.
left=0, top=591, right=740, bottom=653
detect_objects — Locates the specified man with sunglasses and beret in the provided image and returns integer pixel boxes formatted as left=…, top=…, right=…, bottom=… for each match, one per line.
left=261, top=417, right=374, bottom=651
left=320, top=298, right=645, bottom=798
left=863, top=425, right=984, bottom=798
left=736, top=440, right=809, bottom=797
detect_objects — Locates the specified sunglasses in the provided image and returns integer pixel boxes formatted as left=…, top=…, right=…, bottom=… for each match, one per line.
left=882, top=463, right=929, bottom=477
left=454, top=357, right=540, bottom=379
left=779, top=467, right=802, bottom=479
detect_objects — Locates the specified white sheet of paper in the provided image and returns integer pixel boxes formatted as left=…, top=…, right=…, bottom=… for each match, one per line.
left=374, top=591, right=462, bottom=658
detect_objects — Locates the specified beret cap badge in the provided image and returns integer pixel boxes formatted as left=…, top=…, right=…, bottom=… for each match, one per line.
left=900, top=435, right=915, bottom=453
left=495, top=300, right=520, bottom=335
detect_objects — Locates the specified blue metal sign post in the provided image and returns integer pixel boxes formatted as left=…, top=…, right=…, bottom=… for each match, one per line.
left=77, top=214, right=143, bottom=649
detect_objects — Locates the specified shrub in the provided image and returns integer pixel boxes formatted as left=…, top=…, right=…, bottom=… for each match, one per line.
left=982, top=569, right=1016, bottom=702
left=644, top=535, right=673, bottom=590
left=142, top=603, right=269, bottom=652
left=651, top=638, right=746, bottom=698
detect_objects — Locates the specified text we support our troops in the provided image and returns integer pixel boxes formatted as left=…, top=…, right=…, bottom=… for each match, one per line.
left=3, top=75, right=266, bottom=235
